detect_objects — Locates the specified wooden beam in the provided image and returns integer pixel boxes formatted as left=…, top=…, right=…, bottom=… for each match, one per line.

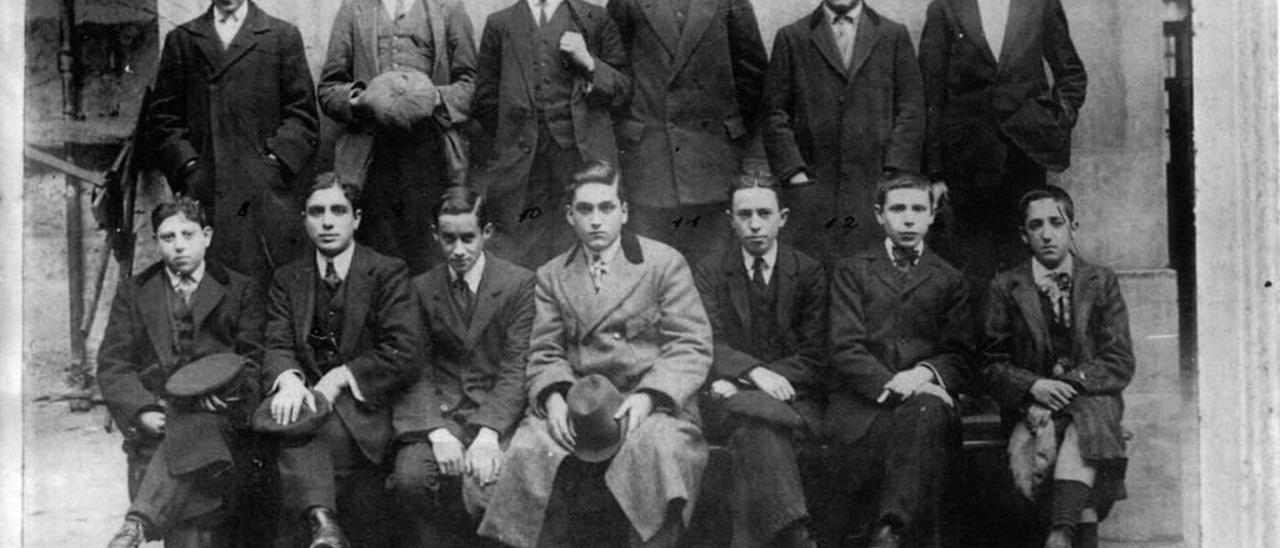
left=24, top=145, right=105, bottom=188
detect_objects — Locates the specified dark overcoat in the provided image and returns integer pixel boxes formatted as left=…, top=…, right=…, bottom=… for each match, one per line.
left=607, top=0, right=767, bottom=208
left=918, top=0, right=1087, bottom=177
left=472, top=0, right=630, bottom=193
left=147, top=2, right=319, bottom=282
left=980, top=258, right=1134, bottom=462
left=98, top=260, right=265, bottom=440
left=262, top=245, right=420, bottom=464
left=764, top=6, right=925, bottom=261
left=826, top=247, right=974, bottom=445
left=393, top=255, right=536, bottom=441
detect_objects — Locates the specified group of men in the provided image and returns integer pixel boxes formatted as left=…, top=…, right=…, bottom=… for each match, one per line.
left=95, top=0, right=1126, bottom=548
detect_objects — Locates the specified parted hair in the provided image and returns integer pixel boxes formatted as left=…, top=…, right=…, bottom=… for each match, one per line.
left=874, top=171, right=934, bottom=208
left=1017, top=185, right=1076, bottom=226
left=435, top=186, right=492, bottom=227
left=563, top=160, right=625, bottom=206
left=151, top=196, right=209, bottom=233
left=727, top=169, right=786, bottom=209
left=306, top=172, right=364, bottom=211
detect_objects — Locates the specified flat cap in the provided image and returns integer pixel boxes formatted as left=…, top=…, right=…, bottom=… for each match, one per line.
left=164, top=353, right=247, bottom=398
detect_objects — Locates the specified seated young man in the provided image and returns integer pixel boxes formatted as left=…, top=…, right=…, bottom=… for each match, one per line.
left=477, top=161, right=714, bottom=548
left=980, top=186, right=1134, bottom=548
left=824, top=172, right=974, bottom=548
left=391, top=186, right=536, bottom=547
left=259, top=174, right=419, bottom=548
left=99, top=197, right=264, bottom=548
left=692, top=172, right=827, bottom=548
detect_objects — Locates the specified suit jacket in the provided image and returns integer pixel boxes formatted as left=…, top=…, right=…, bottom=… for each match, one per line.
left=980, top=258, right=1134, bottom=460
left=826, top=247, right=974, bottom=444
left=919, top=0, right=1087, bottom=176
left=608, top=0, right=768, bottom=207
left=147, top=1, right=319, bottom=281
left=318, top=0, right=478, bottom=184
left=98, top=260, right=265, bottom=439
left=764, top=7, right=925, bottom=260
left=693, top=244, right=827, bottom=396
left=393, top=254, right=536, bottom=441
left=472, top=0, right=629, bottom=191
left=263, top=245, right=420, bottom=463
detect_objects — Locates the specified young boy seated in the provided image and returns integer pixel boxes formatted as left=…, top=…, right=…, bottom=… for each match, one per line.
left=98, top=197, right=265, bottom=548
left=824, top=172, right=973, bottom=548
left=980, top=185, right=1134, bottom=548
left=391, top=186, right=536, bottom=546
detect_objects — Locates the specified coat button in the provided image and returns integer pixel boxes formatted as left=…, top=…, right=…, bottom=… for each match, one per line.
left=440, top=404, right=450, bottom=412
left=613, top=332, right=623, bottom=340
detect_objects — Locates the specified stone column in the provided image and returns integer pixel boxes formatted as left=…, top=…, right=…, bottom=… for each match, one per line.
left=1195, top=0, right=1280, bottom=546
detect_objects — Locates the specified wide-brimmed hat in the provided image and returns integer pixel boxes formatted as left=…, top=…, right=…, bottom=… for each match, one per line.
left=357, top=70, right=440, bottom=134
left=251, top=389, right=333, bottom=438
left=566, top=375, right=628, bottom=463
left=164, top=353, right=247, bottom=398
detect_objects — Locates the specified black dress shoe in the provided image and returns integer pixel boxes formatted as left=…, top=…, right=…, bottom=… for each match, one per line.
left=868, top=524, right=902, bottom=548
left=106, top=517, right=146, bottom=548
left=308, top=507, right=350, bottom=548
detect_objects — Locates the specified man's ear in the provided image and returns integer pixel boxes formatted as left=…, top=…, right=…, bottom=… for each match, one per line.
left=352, top=208, right=363, bottom=230
left=481, top=222, right=496, bottom=238
left=779, top=207, right=790, bottom=228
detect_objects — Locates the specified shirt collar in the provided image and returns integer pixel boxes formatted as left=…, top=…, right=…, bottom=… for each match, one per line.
left=1031, top=253, right=1075, bottom=283
left=528, top=0, right=564, bottom=16
left=884, top=237, right=924, bottom=264
left=166, top=261, right=206, bottom=288
left=316, top=245, right=357, bottom=281
left=583, top=237, right=622, bottom=267
left=448, top=252, right=487, bottom=293
left=742, top=244, right=779, bottom=274
left=823, top=1, right=864, bottom=24
left=213, top=1, right=250, bottom=24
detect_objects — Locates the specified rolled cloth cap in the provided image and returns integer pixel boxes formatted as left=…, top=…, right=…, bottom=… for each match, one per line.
left=566, top=374, right=628, bottom=463
left=358, top=70, right=441, bottom=134
left=164, top=353, right=247, bottom=397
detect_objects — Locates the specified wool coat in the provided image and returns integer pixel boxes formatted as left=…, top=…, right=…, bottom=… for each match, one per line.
left=764, top=6, right=925, bottom=261
left=147, top=2, right=319, bottom=282
left=262, top=245, right=420, bottom=464
left=826, top=247, right=975, bottom=445
left=477, top=234, right=713, bottom=547
left=393, top=254, right=536, bottom=441
left=607, top=0, right=768, bottom=208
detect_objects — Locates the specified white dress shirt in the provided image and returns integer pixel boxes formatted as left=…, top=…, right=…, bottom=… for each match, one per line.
left=448, top=252, right=487, bottom=294
left=977, top=0, right=1011, bottom=60
left=742, top=244, right=779, bottom=286
left=165, top=261, right=207, bottom=301
left=527, top=0, right=565, bottom=25
left=212, top=1, right=250, bottom=48
left=824, top=1, right=864, bottom=68
left=883, top=237, right=925, bottom=266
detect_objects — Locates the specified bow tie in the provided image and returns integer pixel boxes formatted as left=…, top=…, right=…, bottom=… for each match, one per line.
left=1039, top=271, right=1072, bottom=293
left=892, top=246, right=919, bottom=270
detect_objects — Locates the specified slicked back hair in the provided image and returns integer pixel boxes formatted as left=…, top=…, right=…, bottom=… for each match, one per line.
left=563, top=160, right=624, bottom=206
left=1017, top=185, right=1076, bottom=227
left=306, top=172, right=363, bottom=211
left=151, top=196, right=209, bottom=233
left=727, top=169, right=785, bottom=209
left=874, top=171, right=933, bottom=208
left=436, top=186, right=492, bottom=227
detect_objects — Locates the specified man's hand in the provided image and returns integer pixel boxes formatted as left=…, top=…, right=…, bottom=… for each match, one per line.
left=313, top=367, right=350, bottom=407
left=198, top=394, right=229, bottom=413
left=270, top=373, right=316, bottom=425
left=545, top=392, right=576, bottom=452
left=466, top=428, right=503, bottom=486
left=789, top=172, right=813, bottom=186
left=429, top=429, right=466, bottom=476
left=137, top=411, right=166, bottom=436
left=1026, top=403, right=1053, bottom=430
left=879, top=366, right=936, bottom=403
left=746, top=367, right=796, bottom=401
left=709, top=379, right=740, bottom=399
left=559, top=32, right=595, bottom=72
left=1029, top=379, right=1078, bottom=412
left=614, top=392, right=654, bottom=436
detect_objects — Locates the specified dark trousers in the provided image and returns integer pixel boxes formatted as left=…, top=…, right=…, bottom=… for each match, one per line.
left=276, top=413, right=394, bottom=548
left=360, top=130, right=450, bottom=275
left=123, top=431, right=246, bottom=547
left=535, top=457, right=685, bottom=548
left=489, top=124, right=581, bottom=271
left=813, top=394, right=955, bottom=548
left=727, top=420, right=812, bottom=548
left=391, top=441, right=485, bottom=548
left=627, top=202, right=732, bottom=261
left=931, top=141, right=1047, bottom=286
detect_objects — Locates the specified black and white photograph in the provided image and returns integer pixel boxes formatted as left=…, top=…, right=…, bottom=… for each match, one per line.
left=3, top=0, right=1277, bottom=547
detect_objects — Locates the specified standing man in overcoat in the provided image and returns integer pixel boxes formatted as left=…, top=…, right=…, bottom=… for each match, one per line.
left=918, top=0, right=1087, bottom=281
left=473, top=0, right=631, bottom=270
left=607, top=0, right=768, bottom=258
left=763, top=0, right=925, bottom=264
left=148, top=0, right=319, bottom=286
left=318, top=0, right=477, bottom=274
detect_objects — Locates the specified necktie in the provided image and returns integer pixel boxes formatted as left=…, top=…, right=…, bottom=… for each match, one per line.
left=452, top=277, right=475, bottom=322
left=323, top=260, right=342, bottom=292
left=589, top=254, right=607, bottom=293
left=395, top=0, right=406, bottom=18
left=751, top=256, right=768, bottom=293
left=1038, top=272, right=1073, bottom=327
left=176, top=275, right=196, bottom=304
left=538, top=0, right=549, bottom=27
left=892, top=246, right=919, bottom=272
left=830, top=9, right=855, bottom=68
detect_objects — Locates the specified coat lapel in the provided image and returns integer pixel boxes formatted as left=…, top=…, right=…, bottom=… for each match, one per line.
left=138, top=275, right=177, bottom=367
left=210, top=2, right=267, bottom=81
left=580, top=251, right=646, bottom=337
left=359, top=0, right=381, bottom=74
left=721, top=250, right=752, bottom=334
left=900, top=251, right=940, bottom=296
left=955, top=0, right=998, bottom=67
left=338, top=247, right=374, bottom=356
left=1069, top=259, right=1100, bottom=350
left=1009, top=264, right=1052, bottom=355
left=510, top=3, right=539, bottom=102
left=846, top=8, right=881, bottom=79
left=465, top=260, right=507, bottom=344
left=188, top=274, right=227, bottom=334
left=868, top=254, right=905, bottom=295
left=185, top=9, right=225, bottom=74
left=290, top=259, right=317, bottom=367
left=669, top=0, right=721, bottom=80
left=996, top=0, right=1033, bottom=68
left=637, top=0, right=681, bottom=58
left=807, top=9, right=850, bottom=82
left=772, top=247, right=799, bottom=332
left=431, top=267, right=470, bottom=344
